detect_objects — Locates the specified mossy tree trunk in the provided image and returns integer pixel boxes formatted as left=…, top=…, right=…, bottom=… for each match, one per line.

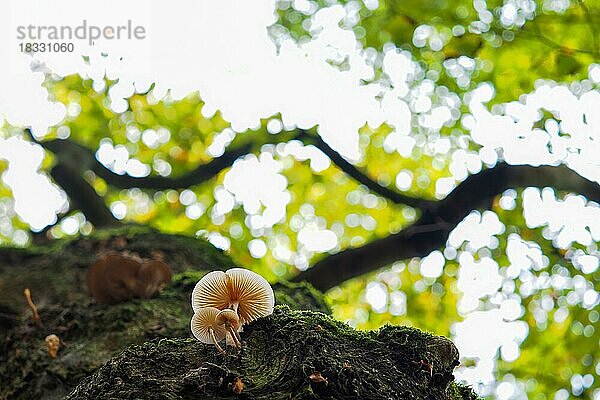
left=0, top=227, right=477, bottom=400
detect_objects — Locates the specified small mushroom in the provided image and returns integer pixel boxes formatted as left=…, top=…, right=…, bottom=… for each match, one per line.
left=23, top=288, right=42, bottom=327
left=190, top=307, right=228, bottom=354
left=191, top=268, right=274, bottom=325
left=136, top=260, right=173, bottom=298
left=216, top=309, right=242, bottom=348
left=45, top=334, right=61, bottom=358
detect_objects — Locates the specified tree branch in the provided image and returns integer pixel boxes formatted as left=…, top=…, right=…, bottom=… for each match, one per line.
left=298, top=130, right=432, bottom=209
left=294, top=163, right=600, bottom=291
left=24, top=130, right=118, bottom=228
left=31, top=129, right=427, bottom=209
left=577, top=0, right=599, bottom=55
left=90, top=144, right=253, bottom=189
left=527, top=22, right=596, bottom=55
left=49, top=163, right=119, bottom=228
left=27, top=129, right=254, bottom=190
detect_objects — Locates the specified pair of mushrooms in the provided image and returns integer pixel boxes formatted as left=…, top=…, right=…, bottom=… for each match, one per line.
left=190, top=268, right=274, bottom=353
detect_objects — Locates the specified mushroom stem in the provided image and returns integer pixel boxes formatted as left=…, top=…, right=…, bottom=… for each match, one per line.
left=227, top=325, right=241, bottom=348
left=230, top=302, right=239, bottom=313
left=210, top=328, right=225, bottom=354
left=232, top=326, right=242, bottom=344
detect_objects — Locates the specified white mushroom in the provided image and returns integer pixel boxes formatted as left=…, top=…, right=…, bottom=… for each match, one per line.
left=191, top=268, right=275, bottom=325
left=190, top=307, right=228, bottom=353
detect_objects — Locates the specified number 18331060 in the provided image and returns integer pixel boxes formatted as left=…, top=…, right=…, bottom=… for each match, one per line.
left=19, top=42, right=74, bottom=53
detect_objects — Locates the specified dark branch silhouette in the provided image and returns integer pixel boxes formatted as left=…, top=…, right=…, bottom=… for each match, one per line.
left=294, top=163, right=600, bottom=291
left=49, top=163, right=119, bottom=228
left=28, top=128, right=422, bottom=208
left=25, top=130, right=117, bottom=228
left=298, top=130, right=432, bottom=209
left=26, top=129, right=253, bottom=190
left=90, top=144, right=253, bottom=189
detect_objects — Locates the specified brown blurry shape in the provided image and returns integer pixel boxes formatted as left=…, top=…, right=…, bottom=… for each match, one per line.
left=87, top=253, right=172, bottom=304
left=137, top=260, right=172, bottom=298
left=45, top=334, right=61, bottom=358
left=150, top=250, right=165, bottom=261
left=112, top=236, right=128, bottom=249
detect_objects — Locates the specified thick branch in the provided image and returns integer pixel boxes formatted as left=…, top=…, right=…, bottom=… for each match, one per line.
left=295, top=163, right=600, bottom=291
left=24, top=130, right=117, bottom=227
left=28, top=129, right=253, bottom=190
left=49, top=163, right=118, bottom=228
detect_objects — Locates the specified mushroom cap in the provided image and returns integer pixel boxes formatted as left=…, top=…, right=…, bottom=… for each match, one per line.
left=191, top=268, right=275, bottom=325
left=216, top=308, right=240, bottom=329
left=225, top=268, right=274, bottom=325
left=190, top=307, right=228, bottom=344
left=191, top=271, right=229, bottom=312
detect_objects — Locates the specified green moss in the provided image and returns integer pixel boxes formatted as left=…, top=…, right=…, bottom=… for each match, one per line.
left=273, top=280, right=331, bottom=315
left=448, top=383, right=481, bottom=400
left=1, top=273, right=332, bottom=399
left=68, top=306, right=477, bottom=400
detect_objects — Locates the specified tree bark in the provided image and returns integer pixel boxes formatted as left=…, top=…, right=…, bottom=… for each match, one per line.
left=67, top=307, right=477, bottom=400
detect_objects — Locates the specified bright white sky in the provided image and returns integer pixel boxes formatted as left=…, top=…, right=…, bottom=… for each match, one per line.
left=0, top=1, right=599, bottom=398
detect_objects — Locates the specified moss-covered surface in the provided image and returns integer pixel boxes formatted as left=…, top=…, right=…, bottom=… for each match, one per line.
left=0, top=225, right=233, bottom=317
left=68, top=306, right=477, bottom=400
left=0, top=227, right=477, bottom=399
left=0, top=274, right=330, bottom=400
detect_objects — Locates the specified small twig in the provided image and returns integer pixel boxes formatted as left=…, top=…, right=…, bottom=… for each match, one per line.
left=204, top=362, right=231, bottom=373
left=23, top=288, right=42, bottom=327
left=528, top=23, right=595, bottom=54
left=577, top=0, right=599, bottom=55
